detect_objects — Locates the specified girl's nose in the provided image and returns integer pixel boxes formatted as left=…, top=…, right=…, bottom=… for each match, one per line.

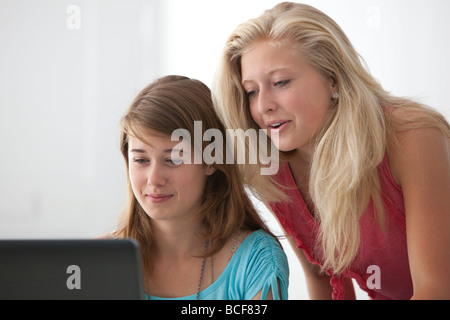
left=256, top=89, right=277, bottom=114
left=147, top=163, right=167, bottom=187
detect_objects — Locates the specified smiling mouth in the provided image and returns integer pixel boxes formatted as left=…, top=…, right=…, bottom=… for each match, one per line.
left=268, top=121, right=289, bottom=129
left=270, top=123, right=284, bottom=128
left=147, top=194, right=173, bottom=203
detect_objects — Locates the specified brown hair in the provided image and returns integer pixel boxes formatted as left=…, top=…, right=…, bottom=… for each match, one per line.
left=117, top=75, right=275, bottom=275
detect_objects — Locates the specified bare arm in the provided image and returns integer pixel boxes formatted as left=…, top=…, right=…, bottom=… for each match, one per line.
left=389, top=127, right=450, bottom=299
left=285, top=234, right=355, bottom=300
left=252, top=284, right=275, bottom=300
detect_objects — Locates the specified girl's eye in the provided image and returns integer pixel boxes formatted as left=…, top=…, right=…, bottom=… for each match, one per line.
left=246, top=90, right=257, bottom=98
left=274, top=80, right=290, bottom=87
left=133, top=158, right=149, bottom=165
left=167, top=158, right=183, bottom=166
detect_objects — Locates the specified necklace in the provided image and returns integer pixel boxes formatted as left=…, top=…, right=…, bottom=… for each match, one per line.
left=196, top=240, right=210, bottom=300
left=146, top=240, right=211, bottom=300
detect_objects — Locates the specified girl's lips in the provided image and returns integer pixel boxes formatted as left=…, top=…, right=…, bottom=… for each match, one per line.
left=146, top=194, right=173, bottom=203
left=268, top=121, right=290, bottom=133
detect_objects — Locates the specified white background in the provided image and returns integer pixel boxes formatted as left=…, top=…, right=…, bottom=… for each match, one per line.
left=1, top=0, right=449, bottom=299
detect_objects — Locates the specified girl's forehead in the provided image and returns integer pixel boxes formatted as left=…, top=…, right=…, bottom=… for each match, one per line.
left=128, top=131, right=194, bottom=156
left=128, top=132, right=174, bottom=149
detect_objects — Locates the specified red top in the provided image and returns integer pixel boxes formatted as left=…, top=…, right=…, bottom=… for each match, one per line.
left=269, top=154, right=414, bottom=300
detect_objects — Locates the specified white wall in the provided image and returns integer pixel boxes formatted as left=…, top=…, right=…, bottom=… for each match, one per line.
left=0, top=0, right=448, bottom=300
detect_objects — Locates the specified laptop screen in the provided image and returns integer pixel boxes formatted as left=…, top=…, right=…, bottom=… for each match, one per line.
left=0, top=239, right=145, bottom=300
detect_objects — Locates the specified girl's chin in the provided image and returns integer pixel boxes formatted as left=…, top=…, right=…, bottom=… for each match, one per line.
left=275, top=142, right=299, bottom=153
left=280, top=148, right=298, bottom=155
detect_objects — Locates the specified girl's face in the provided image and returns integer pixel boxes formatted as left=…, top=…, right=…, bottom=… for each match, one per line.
left=241, top=40, right=336, bottom=154
left=128, top=131, right=215, bottom=223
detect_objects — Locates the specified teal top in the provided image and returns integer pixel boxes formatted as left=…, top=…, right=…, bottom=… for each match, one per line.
left=146, top=229, right=289, bottom=300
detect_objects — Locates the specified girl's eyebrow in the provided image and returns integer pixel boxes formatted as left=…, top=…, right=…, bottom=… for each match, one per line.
left=241, top=67, right=291, bottom=85
left=167, top=148, right=186, bottom=154
left=129, top=149, right=146, bottom=153
left=129, top=148, right=187, bottom=154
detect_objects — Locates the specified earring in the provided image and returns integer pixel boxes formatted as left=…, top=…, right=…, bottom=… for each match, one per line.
left=332, top=92, right=340, bottom=100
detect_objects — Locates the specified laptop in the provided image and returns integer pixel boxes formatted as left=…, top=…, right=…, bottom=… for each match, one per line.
left=0, top=239, right=145, bottom=300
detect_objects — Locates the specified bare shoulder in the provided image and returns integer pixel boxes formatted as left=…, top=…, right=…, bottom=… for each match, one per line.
left=386, top=125, right=450, bottom=298
left=387, top=126, right=449, bottom=186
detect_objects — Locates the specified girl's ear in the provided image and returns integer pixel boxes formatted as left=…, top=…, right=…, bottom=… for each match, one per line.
left=206, top=165, right=217, bottom=176
left=330, top=76, right=338, bottom=90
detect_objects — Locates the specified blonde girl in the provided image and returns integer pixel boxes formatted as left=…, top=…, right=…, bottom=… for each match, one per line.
left=213, top=2, right=450, bottom=299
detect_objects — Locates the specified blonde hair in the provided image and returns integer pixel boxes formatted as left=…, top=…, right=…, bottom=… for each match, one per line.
left=213, top=2, right=450, bottom=274
left=118, top=75, right=274, bottom=277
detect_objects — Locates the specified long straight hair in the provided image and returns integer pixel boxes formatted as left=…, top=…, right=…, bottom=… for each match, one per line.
left=213, top=2, right=450, bottom=274
left=117, top=75, right=275, bottom=276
